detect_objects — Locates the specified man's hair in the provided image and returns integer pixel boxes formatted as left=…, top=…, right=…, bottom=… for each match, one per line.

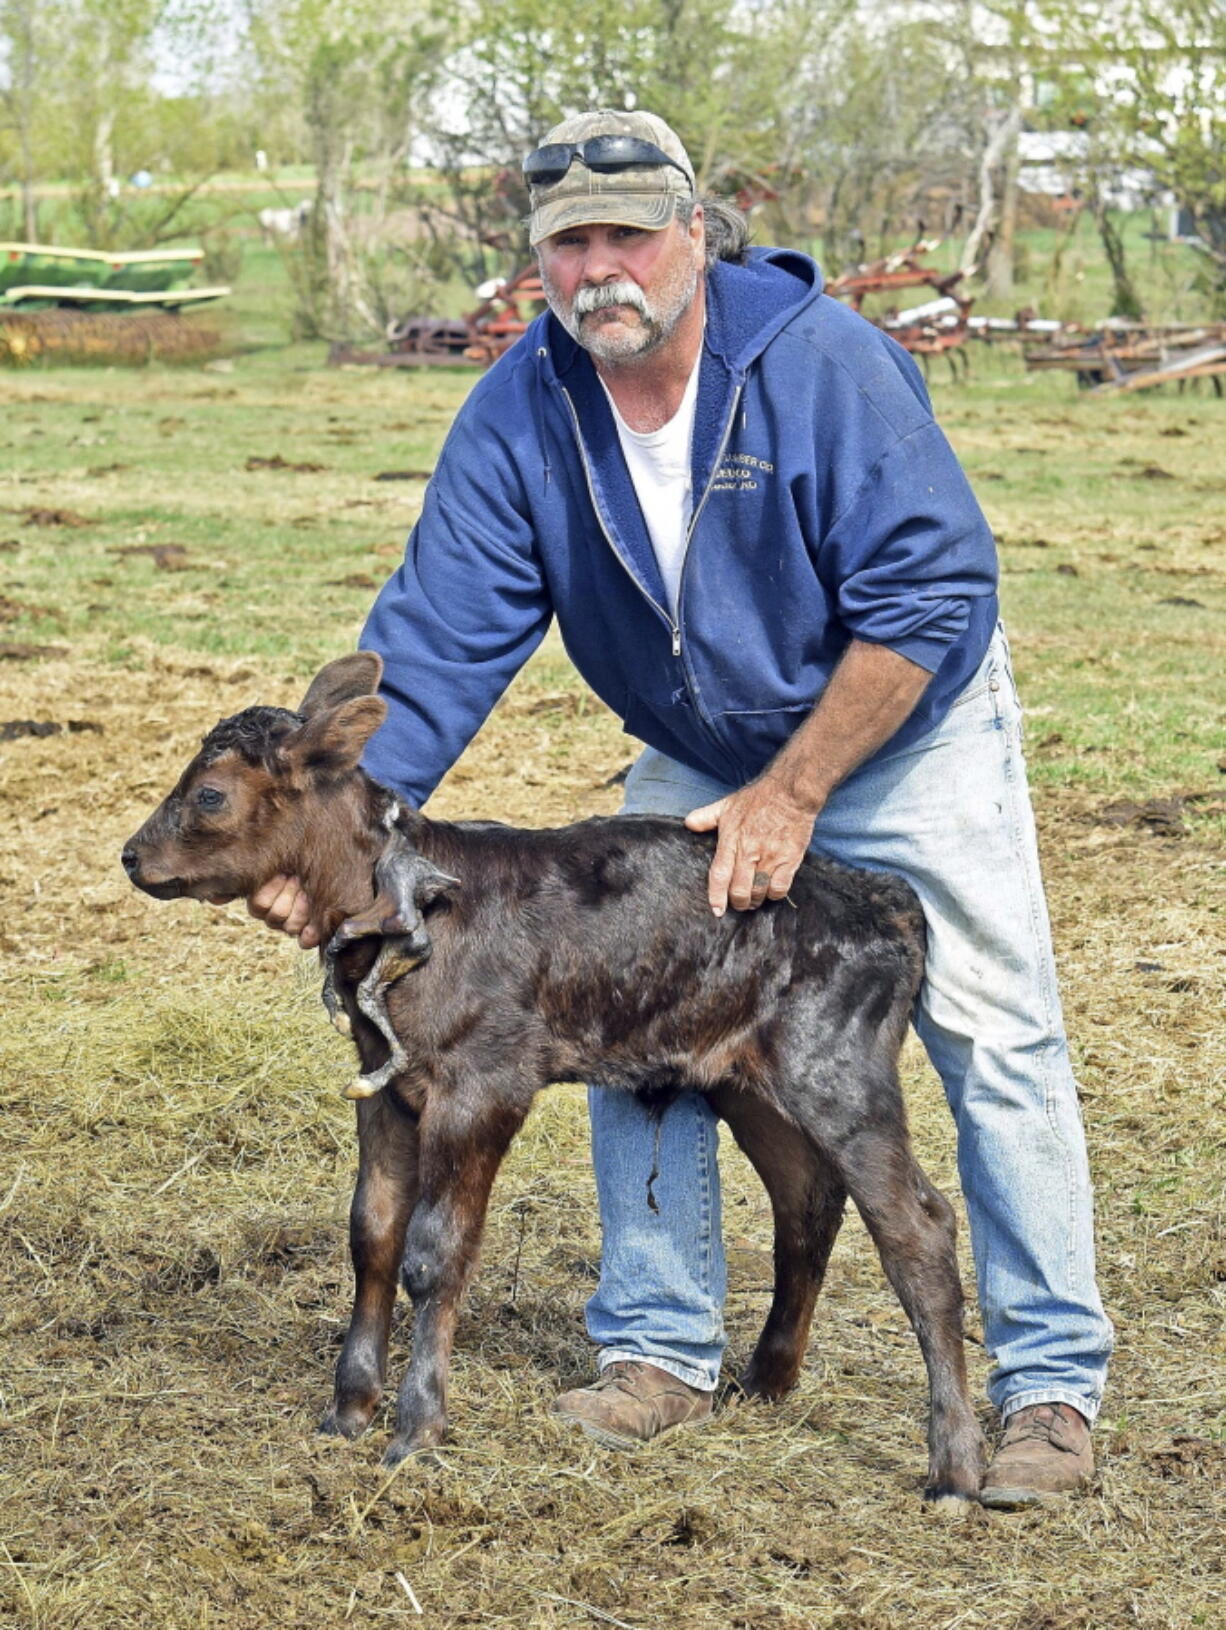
left=680, top=194, right=752, bottom=268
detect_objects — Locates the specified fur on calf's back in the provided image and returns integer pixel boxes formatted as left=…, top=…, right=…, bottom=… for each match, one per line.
left=381, top=808, right=926, bottom=1118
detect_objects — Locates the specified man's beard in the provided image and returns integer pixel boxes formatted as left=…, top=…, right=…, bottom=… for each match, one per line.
left=540, top=257, right=699, bottom=362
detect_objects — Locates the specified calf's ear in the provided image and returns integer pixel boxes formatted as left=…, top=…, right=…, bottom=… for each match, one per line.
left=298, top=651, right=384, bottom=718
left=289, top=695, right=387, bottom=776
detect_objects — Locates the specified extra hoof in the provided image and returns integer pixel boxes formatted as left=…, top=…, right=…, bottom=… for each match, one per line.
left=344, top=1076, right=383, bottom=1101
left=330, top=1010, right=352, bottom=1038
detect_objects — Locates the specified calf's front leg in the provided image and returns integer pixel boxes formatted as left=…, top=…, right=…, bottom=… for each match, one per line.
left=384, top=1091, right=529, bottom=1465
left=321, top=1092, right=420, bottom=1440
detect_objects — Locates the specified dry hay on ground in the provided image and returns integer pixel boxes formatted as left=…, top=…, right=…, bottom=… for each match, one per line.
left=0, top=309, right=226, bottom=368
left=0, top=644, right=1222, bottom=1630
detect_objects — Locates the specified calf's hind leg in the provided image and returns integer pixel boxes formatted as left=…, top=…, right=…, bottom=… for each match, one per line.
left=321, top=1093, right=420, bottom=1440
left=710, top=1089, right=845, bottom=1400
left=834, top=1114, right=986, bottom=1503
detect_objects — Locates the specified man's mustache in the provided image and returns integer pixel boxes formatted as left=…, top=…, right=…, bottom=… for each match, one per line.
left=573, top=281, right=650, bottom=319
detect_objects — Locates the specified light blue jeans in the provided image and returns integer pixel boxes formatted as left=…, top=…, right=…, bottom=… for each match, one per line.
left=587, top=626, right=1113, bottom=1424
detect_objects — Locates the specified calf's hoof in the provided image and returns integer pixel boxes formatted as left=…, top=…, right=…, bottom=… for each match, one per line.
left=319, top=1396, right=380, bottom=1440
left=382, top=1424, right=445, bottom=1468
left=737, top=1359, right=799, bottom=1402
left=923, top=1436, right=988, bottom=1512
left=316, top=1401, right=373, bottom=1440
left=923, top=1485, right=980, bottom=1517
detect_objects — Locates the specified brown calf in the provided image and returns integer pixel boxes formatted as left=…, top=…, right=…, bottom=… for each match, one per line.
left=122, top=653, right=986, bottom=1503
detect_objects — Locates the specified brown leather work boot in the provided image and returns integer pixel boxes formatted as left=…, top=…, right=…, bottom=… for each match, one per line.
left=980, top=1403, right=1094, bottom=1509
left=552, top=1361, right=714, bottom=1450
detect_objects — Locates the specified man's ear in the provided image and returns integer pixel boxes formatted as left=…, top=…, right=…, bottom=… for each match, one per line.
left=298, top=651, right=384, bottom=718
left=287, top=695, right=387, bottom=776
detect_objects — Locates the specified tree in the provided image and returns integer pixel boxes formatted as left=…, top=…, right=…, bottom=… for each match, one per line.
left=246, top=0, right=448, bottom=338
left=776, top=7, right=977, bottom=274
left=946, top=3, right=1032, bottom=297
left=1100, top=1, right=1226, bottom=309
left=412, top=0, right=813, bottom=282
left=0, top=0, right=57, bottom=238
left=53, top=0, right=169, bottom=240
left=981, top=0, right=1225, bottom=314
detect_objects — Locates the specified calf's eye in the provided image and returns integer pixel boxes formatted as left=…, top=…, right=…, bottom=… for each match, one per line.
left=195, top=786, right=226, bottom=810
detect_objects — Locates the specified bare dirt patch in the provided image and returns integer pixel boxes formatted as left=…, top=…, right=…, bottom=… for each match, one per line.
left=0, top=640, right=68, bottom=660
left=110, top=543, right=194, bottom=570
left=245, top=454, right=328, bottom=474
left=17, top=505, right=93, bottom=527
left=0, top=595, right=54, bottom=623
left=0, top=718, right=101, bottom=741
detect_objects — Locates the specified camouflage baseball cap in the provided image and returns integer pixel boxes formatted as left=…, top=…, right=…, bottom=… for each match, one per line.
left=526, top=110, right=695, bottom=247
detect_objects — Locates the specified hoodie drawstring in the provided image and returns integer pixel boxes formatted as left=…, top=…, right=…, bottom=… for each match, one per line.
left=535, top=346, right=552, bottom=489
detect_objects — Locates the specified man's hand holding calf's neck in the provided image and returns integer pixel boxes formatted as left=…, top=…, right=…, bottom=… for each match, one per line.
left=247, top=874, right=322, bottom=950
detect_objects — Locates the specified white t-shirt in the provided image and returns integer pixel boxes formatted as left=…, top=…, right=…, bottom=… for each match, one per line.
left=600, top=354, right=701, bottom=619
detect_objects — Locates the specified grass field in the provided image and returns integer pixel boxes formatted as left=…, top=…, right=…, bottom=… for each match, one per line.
left=0, top=270, right=1223, bottom=1628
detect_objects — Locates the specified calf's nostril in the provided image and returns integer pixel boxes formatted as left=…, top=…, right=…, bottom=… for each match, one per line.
left=121, top=846, right=139, bottom=876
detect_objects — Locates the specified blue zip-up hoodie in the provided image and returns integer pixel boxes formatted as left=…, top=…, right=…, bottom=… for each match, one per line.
left=361, top=248, right=999, bottom=805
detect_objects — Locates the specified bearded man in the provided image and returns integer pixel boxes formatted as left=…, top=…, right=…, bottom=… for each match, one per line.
left=252, top=110, right=1112, bottom=1507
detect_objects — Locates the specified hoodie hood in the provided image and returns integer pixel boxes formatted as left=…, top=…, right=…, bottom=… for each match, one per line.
left=525, top=250, right=825, bottom=626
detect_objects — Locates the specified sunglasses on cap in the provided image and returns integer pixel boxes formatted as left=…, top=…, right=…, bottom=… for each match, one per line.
left=523, top=135, right=692, bottom=189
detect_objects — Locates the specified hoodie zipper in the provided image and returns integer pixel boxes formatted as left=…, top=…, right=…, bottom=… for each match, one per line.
left=678, top=381, right=742, bottom=633
left=562, top=381, right=743, bottom=659
left=561, top=379, right=744, bottom=768
left=560, top=385, right=675, bottom=643
left=662, top=382, right=745, bottom=753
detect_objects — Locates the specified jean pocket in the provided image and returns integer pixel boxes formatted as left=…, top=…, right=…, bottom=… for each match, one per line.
left=1000, top=648, right=1024, bottom=719
left=984, top=656, right=1026, bottom=747
left=988, top=624, right=1025, bottom=728
left=950, top=653, right=993, bottom=710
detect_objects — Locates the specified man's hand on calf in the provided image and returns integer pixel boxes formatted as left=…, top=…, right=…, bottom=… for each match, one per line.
left=247, top=874, right=322, bottom=949
left=683, top=642, right=934, bottom=917
left=686, top=779, right=821, bottom=916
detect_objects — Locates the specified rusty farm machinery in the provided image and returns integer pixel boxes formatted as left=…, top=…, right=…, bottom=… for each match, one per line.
left=328, top=265, right=549, bottom=370
left=329, top=236, right=1225, bottom=399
